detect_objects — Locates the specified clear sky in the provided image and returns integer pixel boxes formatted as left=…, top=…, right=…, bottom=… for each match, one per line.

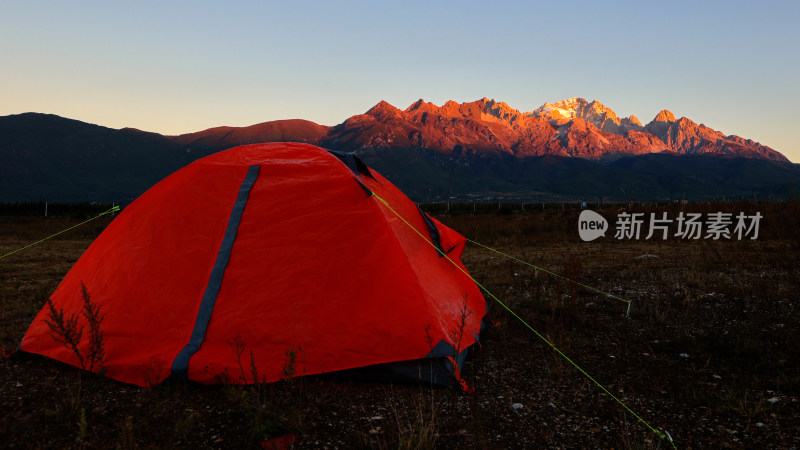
left=2, top=1, right=798, bottom=162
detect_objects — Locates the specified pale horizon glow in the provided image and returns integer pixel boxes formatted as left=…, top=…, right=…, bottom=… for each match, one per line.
left=2, top=1, right=798, bottom=162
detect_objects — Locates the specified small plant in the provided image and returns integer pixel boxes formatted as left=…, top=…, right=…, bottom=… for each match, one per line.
left=44, top=281, right=106, bottom=373
left=117, top=415, right=136, bottom=450
left=173, top=411, right=198, bottom=440
left=283, top=350, right=297, bottom=381
left=76, top=407, right=89, bottom=444
left=249, top=350, right=265, bottom=384
left=230, top=332, right=248, bottom=382
left=448, top=296, right=472, bottom=360
left=212, top=366, right=233, bottom=384
left=229, top=333, right=269, bottom=384
left=368, top=387, right=439, bottom=450
left=225, top=334, right=293, bottom=441
left=718, top=387, right=769, bottom=421
left=80, top=283, right=105, bottom=373
left=142, top=358, right=165, bottom=389
left=44, top=299, right=84, bottom=369
left=397, top=392, right=439, bottom=450
left=278, top=346, right=306, bottom=401
left=423, top=324, right=434, bottom=351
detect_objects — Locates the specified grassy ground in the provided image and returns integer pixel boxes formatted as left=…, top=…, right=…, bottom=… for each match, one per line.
left=1, top=202, right=799, bottom=448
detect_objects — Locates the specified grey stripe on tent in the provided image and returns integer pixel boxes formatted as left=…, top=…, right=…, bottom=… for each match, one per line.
left=170, top=165, right=260, bottom=379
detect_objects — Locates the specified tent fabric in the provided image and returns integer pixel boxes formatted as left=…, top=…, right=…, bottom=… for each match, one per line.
left=20, top=142, right=488, bottom=387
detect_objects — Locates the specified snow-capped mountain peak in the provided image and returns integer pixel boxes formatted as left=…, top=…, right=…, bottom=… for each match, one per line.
left=528, top=98, right=641, bottom=134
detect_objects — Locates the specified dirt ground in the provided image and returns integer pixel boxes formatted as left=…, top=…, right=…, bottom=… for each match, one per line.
left=1, top=203, right=799, bottom=448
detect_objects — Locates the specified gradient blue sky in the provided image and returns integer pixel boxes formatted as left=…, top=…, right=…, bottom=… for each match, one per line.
left=2, top=1, right=798, bottom=161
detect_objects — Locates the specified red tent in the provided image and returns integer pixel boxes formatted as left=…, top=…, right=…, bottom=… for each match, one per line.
left=21, top=143, right=488, bottom=387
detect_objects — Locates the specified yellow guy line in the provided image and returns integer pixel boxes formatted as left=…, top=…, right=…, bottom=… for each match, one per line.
left=371, top=193, right=675, bottom=449
left=0, top=206, right=120, bottom=260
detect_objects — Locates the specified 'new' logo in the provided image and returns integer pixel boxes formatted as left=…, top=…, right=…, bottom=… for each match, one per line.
left=578, top=210, right=608, bottom=241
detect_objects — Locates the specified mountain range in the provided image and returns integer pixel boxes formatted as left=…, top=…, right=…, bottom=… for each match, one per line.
left=319, top=97, right=786, bottom=162
left=1, top=98, right=797, bottom=203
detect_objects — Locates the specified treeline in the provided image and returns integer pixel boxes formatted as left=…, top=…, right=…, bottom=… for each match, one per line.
left=420, top=199, right=799, bottom=216
left=420, top=201, right=620, bottom=215
left=0, top=202, right=117, bottom=218
left=426, top=199, right=800, bottom=243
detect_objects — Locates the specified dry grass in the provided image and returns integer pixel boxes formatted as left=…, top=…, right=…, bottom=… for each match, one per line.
left=1, top=202, right=799, bottom=448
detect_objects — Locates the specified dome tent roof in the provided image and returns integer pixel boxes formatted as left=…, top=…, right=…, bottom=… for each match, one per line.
left=22, top=142, right=487, bottom=387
